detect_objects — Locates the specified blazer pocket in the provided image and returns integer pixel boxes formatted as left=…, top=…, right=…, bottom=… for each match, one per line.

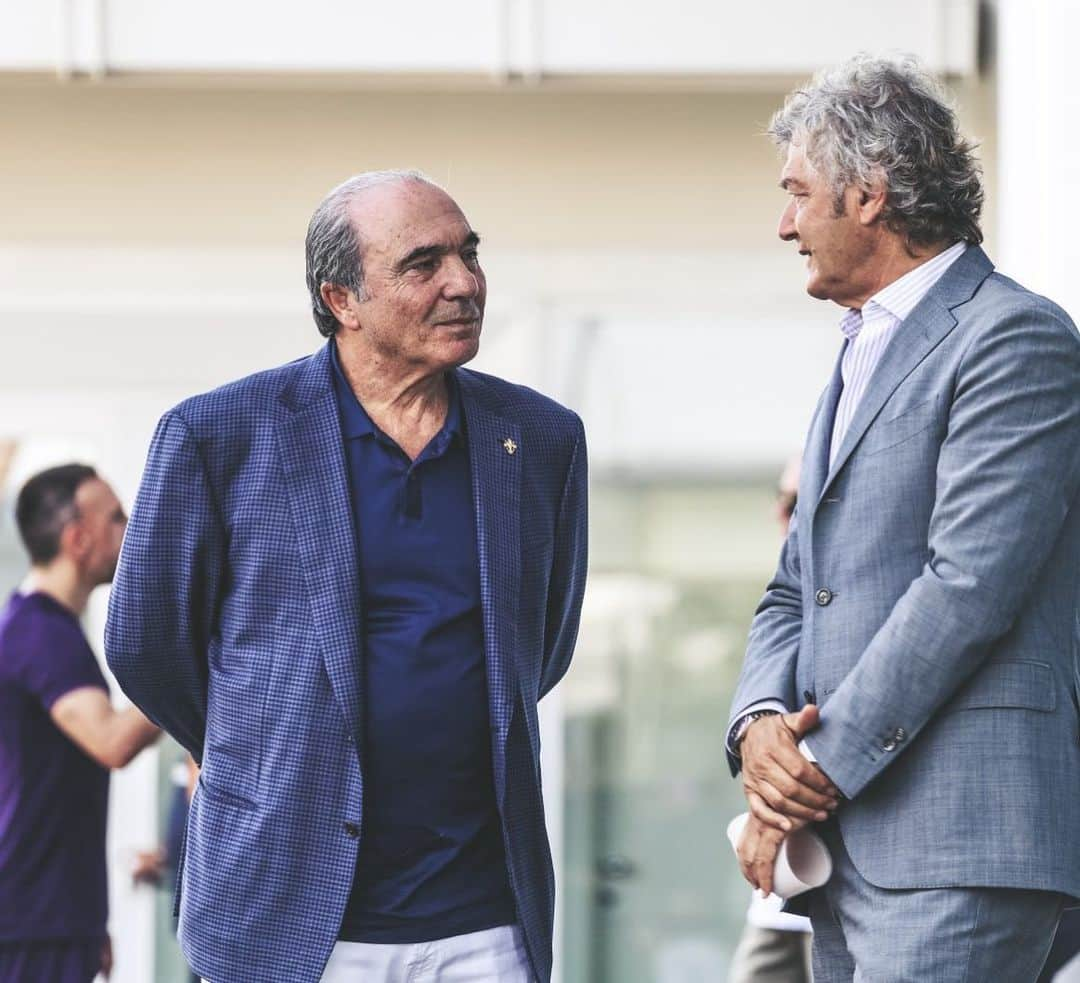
left=197, top=752, right=259, bottom=811
left=944, top=660, right=1056, bottom=713
left=860, top=397, right=940, bottom=457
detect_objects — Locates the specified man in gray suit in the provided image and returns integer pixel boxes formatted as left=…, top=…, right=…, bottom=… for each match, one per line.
left=727, top=55, right=1080, bottom=981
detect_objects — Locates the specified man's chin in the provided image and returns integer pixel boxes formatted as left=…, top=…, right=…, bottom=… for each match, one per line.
left=450, top=336, right=481, bottom=367
left=805, top=275, right=832, bottom=302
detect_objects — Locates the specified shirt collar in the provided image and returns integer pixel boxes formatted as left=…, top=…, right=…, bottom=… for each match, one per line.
left=839, top=307, right=863, bottom=341
left=840, top=240, right=968, bottom=339
left=329, top=338, right=463, bottom=443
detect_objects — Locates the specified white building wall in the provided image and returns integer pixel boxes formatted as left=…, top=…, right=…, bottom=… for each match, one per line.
left=997, top=0, right=1078, bottom=321
left=1, top=1, right=978, bottom=77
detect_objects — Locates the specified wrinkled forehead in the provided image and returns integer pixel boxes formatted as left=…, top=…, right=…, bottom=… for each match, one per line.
left=348, top=180, right=472, bottom=257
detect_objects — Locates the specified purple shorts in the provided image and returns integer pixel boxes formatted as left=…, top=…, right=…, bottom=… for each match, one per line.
left=0, top=939, right=101, bottom=983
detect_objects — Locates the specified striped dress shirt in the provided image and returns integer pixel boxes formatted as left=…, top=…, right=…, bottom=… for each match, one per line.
left=829, top=240, right=968, bottom=465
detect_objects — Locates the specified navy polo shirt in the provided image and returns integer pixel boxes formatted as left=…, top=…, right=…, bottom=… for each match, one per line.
left=331, top=342, right=515, bottom=943
left=0, top=592, right=110, bottom=944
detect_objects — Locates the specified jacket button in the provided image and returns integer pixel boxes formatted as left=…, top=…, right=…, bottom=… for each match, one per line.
left=882, top=728, right=906, bottom=752
left=815, top=588, right=834, bottom=607
left=343, top=822, right=360, bottom=838
left=803, top=689, right=816, bottom=704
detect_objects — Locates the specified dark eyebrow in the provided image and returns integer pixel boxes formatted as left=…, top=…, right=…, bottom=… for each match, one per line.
left=395, top=231, right=482, bottom=273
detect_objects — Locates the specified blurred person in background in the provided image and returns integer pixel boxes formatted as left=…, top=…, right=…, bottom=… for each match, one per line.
left=728, top=454, right=812, bottom=983
left=727, top=55, right=1080, bottom=981
left=105, top=170, right=588, bottom=983
left=132, top=754, right=200, bottom=983
left=0, top=464, right=160, bottom=983
left=131, top=755, right=199, bottom=897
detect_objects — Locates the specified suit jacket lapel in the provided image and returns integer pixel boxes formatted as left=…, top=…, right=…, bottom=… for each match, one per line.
left=817, top=302, right=956, bottom=499
left=276, top=344, right=364, bottom=745
left=816, top=246, right=995, bottom=503
left=457, top=369, right=520, bottom=751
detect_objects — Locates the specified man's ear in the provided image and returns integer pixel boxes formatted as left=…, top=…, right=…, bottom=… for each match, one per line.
left=857, top=175, right=888, bottom=226
left=59, top=519, right=88, bottom=563
left=320, top=282, right=360, bottom=330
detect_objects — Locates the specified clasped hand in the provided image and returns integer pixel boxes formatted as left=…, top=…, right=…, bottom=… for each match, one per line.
left=736, top=704, right=838, bottom=895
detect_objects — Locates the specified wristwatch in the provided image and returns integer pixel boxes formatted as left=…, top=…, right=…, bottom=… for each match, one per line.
left=732, top=709, right=781, bottom=754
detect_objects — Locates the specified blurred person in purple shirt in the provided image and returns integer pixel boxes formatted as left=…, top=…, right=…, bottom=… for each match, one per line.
left=728, top=455, right=812, bottom=983
left=0, top=464, right=159, bottom=983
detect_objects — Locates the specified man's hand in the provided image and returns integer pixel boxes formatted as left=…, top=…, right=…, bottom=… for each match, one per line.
left=736, top=813, right=787, bottom=896
left=131, top=847, right=167, bottom=886
left=740, top=704, right=839, bottom=831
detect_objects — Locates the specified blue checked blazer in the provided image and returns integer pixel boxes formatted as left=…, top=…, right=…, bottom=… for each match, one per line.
left=729, top=247, right=1080, bottom=898
left=105, top=342, right=588, bottom=983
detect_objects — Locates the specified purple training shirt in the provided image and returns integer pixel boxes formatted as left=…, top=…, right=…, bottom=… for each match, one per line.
left=0, top=592, right=110, bottom=942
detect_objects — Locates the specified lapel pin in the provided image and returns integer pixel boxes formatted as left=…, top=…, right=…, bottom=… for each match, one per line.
left=502, top=438, right=518, bottom=456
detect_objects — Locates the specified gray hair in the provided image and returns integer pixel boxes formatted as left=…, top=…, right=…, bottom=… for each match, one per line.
left=305, top=169, right=439, bottom=337
left=769, top=54, right=983, bottom=249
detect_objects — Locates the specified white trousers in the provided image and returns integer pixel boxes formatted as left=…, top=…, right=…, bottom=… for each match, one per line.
left=202, top=924, right=532, bottom=983
left=319, top=924, right=531, bottom=983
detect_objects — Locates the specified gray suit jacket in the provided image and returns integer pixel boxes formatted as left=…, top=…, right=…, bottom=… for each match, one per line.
left=729, top=246, right=1080, bottom=895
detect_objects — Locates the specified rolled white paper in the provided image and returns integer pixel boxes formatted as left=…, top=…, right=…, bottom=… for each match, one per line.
left=726, top=812, right=833, bottom=899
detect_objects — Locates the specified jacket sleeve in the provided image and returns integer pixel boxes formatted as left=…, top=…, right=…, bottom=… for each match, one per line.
left=805, top=303, right=1080, bottom=798
left=726, top=505, right=803, bottom=775
left=539, top=416, right=588, bottom=699
left=105, top=411, right=226, bottom=762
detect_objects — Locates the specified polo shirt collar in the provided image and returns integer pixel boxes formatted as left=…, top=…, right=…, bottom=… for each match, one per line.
left=329, top=338, right=463, bottom=443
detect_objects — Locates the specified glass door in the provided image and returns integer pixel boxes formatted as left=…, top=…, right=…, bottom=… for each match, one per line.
left=560, top=480, right=781, bottom=983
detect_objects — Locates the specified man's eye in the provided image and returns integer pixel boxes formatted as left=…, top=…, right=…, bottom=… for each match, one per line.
left=463, top=249, right=480, bottom=266
left=412, top=258, right=438, bottom=272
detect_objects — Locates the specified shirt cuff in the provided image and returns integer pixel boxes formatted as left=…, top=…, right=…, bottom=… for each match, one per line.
left=798, top=738, right=817, bottom=763
left=726, top=700, right=790, bottom=755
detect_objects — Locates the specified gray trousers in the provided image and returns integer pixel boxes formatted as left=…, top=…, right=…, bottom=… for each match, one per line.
left=728, top=924, right=812, bottom=983
left=808, top=821, right=1064, bottom=983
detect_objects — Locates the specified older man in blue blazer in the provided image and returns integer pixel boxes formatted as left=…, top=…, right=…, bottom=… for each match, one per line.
left=727, top=56, right=1080, bottom=981
left=105, top=171, right=587, bottom=983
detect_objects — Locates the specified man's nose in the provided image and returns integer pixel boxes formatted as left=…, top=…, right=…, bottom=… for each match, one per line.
left=778, top=199, right=798, bottom=241
left=443, top=257, right=480, bottom=298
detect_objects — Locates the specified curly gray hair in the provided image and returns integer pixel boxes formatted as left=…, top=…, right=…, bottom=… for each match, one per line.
left=769, top=54, right=983, bottom=249
left=305, top=169, right=439, bottom=337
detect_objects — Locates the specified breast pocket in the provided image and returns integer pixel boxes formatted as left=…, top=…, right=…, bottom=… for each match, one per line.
left=860, top=396, right=941, bottom=457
